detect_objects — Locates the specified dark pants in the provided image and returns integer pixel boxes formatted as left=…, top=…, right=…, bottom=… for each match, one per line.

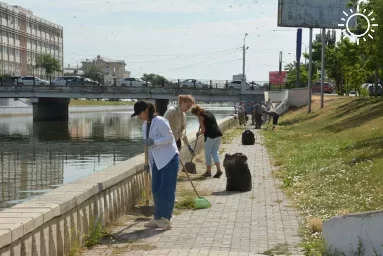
left=272, top=115, right=280, bottom=125
left=152, top=154, right=179, bottom=220
left=176, top=139, right=181, bottom=151
left=255, top=114, right=262, bottom=129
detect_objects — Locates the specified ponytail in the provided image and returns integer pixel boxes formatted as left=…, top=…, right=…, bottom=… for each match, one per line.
left=191, top=104, right=204, bottom=115
left=147, top=103, right=156, bottom=122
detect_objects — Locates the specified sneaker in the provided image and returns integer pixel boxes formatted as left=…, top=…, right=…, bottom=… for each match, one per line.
left=202, top=172, right=212, bottom=177
left=213, top=171, right=223, bottom=178
left=175, top=199, right=179, bottom=203
left=156, top=218, right=171, bottom=229
left=144, top=219, right=159, bottom=227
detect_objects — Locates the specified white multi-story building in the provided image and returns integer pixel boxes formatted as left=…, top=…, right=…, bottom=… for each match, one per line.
left=0, top=2, right=63, bottom=77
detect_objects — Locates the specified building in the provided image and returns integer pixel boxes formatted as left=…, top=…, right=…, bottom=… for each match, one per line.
left=81, top=55, right=130, bottom=84
left=63, top=64, right=84, bottom=76
left=0, top=2, right=63, bottom=78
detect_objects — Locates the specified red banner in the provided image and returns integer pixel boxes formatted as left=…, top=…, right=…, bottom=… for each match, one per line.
left=269, top=71, right=287, bottom=84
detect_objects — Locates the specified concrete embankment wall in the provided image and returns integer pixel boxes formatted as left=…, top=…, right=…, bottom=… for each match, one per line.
left=0, top=105, right=134, bottom=117
left=0, top=115, right=236, bottom=256
left=323, top=210, right=383, bottom=255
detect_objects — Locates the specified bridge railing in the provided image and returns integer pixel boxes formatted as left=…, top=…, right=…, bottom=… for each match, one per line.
left=0, top=79, right=274, bottom=91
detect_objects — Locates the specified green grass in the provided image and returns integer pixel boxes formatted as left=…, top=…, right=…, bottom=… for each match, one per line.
left=222, top=125, right=244, bottom=144
left=263, top=243, right=290, bottom=255
left=69, top=99, right=135, bottom=106
left=84, top=218, right=108, bottom=248
left=262, top=96, right=383, bottom=254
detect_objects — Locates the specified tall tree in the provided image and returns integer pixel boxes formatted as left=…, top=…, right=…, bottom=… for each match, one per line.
left=141, top=73, right=168, bottom=86
left=83, top=65, right=104, bottom=82
left=284, top=62, right=309, bottom=89
left=35, top=53, right=61, bottom=79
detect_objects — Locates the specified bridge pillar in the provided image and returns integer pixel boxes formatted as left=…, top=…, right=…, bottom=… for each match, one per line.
left=155, top=99, right=169, bottom=116
left=32, top=98, right=70, bottom=121
left=33, top=121, right=70, bottom=141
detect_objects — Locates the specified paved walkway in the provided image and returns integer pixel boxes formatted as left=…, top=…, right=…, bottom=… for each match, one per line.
left=81, top=130, right=302, bottom=256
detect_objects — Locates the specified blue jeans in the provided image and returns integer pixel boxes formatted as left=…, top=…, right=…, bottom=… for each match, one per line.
left=204, top=137, right=221, bottom=166
left=152, top=154, right=179, bottom=220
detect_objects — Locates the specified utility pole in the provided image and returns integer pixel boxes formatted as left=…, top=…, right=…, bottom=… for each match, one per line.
left=308, top=28, right=313, bottom=113
left=296, top=28, right=302, bottom=88
left=242, top=33, right=249, bottom=91
left=320, top=28, right=325, bottom=108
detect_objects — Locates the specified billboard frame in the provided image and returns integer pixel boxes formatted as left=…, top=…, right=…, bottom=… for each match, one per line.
left=277, top=0, right=356, bottom=29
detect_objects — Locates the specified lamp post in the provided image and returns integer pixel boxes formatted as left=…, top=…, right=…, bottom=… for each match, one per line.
left=71, top=58, right=85, bottom=75
left=242, top=33, right=249, bottom=90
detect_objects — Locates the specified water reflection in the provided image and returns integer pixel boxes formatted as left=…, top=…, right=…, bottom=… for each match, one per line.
left=0, top=108, right=233, bottom=210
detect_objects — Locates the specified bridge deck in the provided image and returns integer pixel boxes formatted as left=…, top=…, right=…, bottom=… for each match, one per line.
left=0, top=85, right=265, bottom=102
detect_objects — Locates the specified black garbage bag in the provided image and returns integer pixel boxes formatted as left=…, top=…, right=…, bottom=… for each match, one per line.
left=242, top=130, right=255, bottom=145
left=223, top=153, right=252, bottom=192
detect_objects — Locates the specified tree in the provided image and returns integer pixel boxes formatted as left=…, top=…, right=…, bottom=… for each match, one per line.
left=83, top=65, right=104, bottom=82
left=35, top=53, right=62, bottom=79
left=141, top=73, right=168, bottom=86
left=284, top=62, right=309, bottom=89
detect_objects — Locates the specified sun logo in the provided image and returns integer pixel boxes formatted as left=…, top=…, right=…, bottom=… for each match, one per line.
left=338, top=4, right=378, bottom=45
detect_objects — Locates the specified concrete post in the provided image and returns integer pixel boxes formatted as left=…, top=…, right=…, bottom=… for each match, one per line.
left=155, top=99, right=169, bottom=116
left=32, top=98, right=70, bottom=121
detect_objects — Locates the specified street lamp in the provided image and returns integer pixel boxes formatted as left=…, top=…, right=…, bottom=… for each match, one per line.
left=242, top=33, right=249, bottom=89
left=71, top=58, right=85, bottom=75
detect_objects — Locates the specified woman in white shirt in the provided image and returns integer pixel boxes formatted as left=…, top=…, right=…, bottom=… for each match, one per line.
left=131, top=101, right=179, bottom=229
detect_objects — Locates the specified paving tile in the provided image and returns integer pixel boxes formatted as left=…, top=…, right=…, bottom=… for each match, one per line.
left=81, top=130, right=303, bottom=256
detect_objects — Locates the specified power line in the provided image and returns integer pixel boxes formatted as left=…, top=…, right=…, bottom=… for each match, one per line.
left=120, top=47, right=241, bottom=58
left=158, top=50, right=241, bottom=74
left=251, top=61, right=276, bottom=67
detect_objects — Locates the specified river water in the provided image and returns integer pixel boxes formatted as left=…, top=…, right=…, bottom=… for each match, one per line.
left=0, top=107, right=233, bottom=210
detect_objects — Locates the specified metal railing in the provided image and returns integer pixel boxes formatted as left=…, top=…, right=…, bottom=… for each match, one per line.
left=0, top=78, right=273, bottom=91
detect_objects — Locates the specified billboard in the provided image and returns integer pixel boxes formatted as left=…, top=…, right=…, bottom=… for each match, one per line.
left=277, top=0, right=357, bottom=29
left=269, top=71, right=287, bottom=85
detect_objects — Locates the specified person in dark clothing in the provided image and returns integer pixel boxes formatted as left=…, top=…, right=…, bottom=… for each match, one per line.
left=266, top=111, right=280, bottom=131
left=253, top=102, right=264, bottom=129
left=191, top=105, right=223, bottom=178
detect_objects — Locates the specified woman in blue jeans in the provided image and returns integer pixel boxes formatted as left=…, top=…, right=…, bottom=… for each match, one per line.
left=131, top=101, right=179, bottom=229
left=191, top=105, right=223, bottom=178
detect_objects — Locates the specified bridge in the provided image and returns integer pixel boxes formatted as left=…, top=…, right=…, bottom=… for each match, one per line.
left=0, top=82, right=267, bottom=121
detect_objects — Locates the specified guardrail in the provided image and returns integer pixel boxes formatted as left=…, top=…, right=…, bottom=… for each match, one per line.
left=0, top=79, right=272, bottom=91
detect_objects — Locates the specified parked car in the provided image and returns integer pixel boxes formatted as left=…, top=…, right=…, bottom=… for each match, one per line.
left=67, top=77, right=99, bottom=86
left=117, top=77, right=150, bottom=87
left=312, top=82, right=334, bottom=93
left=180, top=79, right=209, bottom=88
left=362, top=83, right=383, bottom=96
left=52, top=76, right=82, bottom=86
left=1, top=76, right=21, bottom=86
left=18, top=76, right=49, bottom=86
left=226, top=80, right=251, bottom=89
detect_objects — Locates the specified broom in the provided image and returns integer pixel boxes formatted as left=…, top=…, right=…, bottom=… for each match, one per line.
left=184, top=126, right=200, bottom=174
left=179, top=160, right=211, bottom=209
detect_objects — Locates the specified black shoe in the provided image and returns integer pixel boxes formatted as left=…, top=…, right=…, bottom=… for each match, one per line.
left=213, top=171, right=223, bottom=178
left=202, top=172, right=212, bottom=177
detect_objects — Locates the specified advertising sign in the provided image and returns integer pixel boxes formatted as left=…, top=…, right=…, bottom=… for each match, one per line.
left=269, top=71, right=287, bottom=85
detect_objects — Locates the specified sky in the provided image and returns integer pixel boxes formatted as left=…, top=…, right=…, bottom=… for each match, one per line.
left=12, top=0, right=329, bottom=82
